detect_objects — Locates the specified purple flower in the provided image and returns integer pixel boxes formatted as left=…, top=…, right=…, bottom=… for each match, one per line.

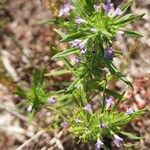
left=94, top=5, right=100, bottom=11
left=75, top=118, right=82, bottom=123
left=70, top=39, right=86, bottom=54
left=126, top=107, right=134, bottom=115
left=113, top=8, right=123, bottom=16
left=75, top=17, right=86, bottom=25
left=113, top=134, right=123, bottom=148
left=61, top=121, right=68, bottom=128
left=83, top=104, right=92, bottom=113
left=103, top=1, right=113, bottom=13
left=104, top=47, right=114, bottom=60
left=47, top=96, right=56, bottom=105
left=58, top=4, right=74, bottom=17
left=74, top=56, right=81, bottom=64
left=27, top=105, right=32, bottom=112
left=103, top=1, right=122, bottom=17
left=70, top=39, right=82, bottom=47
left=106, top=97, right=114, bottom=109
left=95, top=139, right=104, bottom=150
left=99, top=123, right=107, bottom=128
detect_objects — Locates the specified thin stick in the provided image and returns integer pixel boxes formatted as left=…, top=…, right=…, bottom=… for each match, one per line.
left=16, top=130, right=44, bottom=150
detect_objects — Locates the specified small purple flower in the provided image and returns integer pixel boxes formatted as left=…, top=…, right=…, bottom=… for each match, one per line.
left=95, top=139, right=104, bottom=150
left=103, top=1, right=122, bottom=17
left=61, top=121, right=68, bottom=128
left=47, top=96, right=56, bottom=105
left=113, top=134, right=123, bottom=148
left=75, top=118, right=82, bottom=123
left=27, top=105, right=32, bottom=112
left=103, top=1, right=113, bottom=13
left=75, top=17, right=86, bottom=25
left=126, top=107, right=134, bottom=115
left=83, top=104, right=92, bottom=113
left=58, top=4, right=74, bottom=17
left=74, top=56, right=81, bottom=64
left=99, top=123, right=107, bottom=128
left=70, top=39, right=86, bottom=54
left=104, top=47, right=114, bottom=60
left=106, top=97, right=114, bottom=109
left=113, top=8, right=123, bottom=16
left=70, top=39, right=82, bottom=47
left=94, top=5, right=100, bottom=11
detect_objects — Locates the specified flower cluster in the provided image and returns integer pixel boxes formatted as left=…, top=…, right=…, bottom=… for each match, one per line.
left=58, top=3, right=74, bottom=17
left=70, top=39, right=87, bottom=54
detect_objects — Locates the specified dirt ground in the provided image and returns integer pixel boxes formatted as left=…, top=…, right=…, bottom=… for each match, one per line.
left=0, top=0, right=150, bottom=150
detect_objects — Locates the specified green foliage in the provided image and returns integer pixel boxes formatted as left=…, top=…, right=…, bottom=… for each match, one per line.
left=69, top=108, right=145, bottom=142
left=16, top=0, right=146, bottom=149
left=16, top=68, right=49, bottom=112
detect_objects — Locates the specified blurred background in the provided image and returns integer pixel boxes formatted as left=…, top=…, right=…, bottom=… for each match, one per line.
left=0, top=0, right=150, bottom=149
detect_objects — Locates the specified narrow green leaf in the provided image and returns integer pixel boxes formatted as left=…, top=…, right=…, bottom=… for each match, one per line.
left=122, top=0, right=134, bottom=14
left=45, top=70, right=72, bottom=76
left=53, top=28, right=66, bottom=38
left=112, top=91, right=125, bottom=111
left=52, top=47, right=79, bottom=60
left=124, top=30, right=143, bottom=37
left=97, top=85, right=122, bottom=99
left=85, top=0, right=94, bottom=14
left=61, top=32, right=86, bottom=42
left=15, top=86, right=27, bottom=98
left=120, top=131, right=143, bottom=140
left=66, top=78, right=81, bottom=93
left=105, top=61, right=133, bottom=89
left=114, top=14, right=144, bottom=26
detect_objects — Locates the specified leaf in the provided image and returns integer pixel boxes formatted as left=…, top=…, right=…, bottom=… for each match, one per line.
left=85, top=0, right=94, bottom=14
left=112, top=91, right=126, bottom=111
left=114, top=14, right=144, bottom=26
left=61, top=32, right=86, bottom=42
left=53, top=28, right=66, bottom=39
left=31, top=67, right=46, bottom=88
left=51, top=47, right=79, bottom=60
left=130, top=109, right=146, bottom=119
left=66, top=78, right=81, bottom=93
left=105, top=61, right=133, bottom=89
left=15, top=86, right=27, bottom=98
left=45, top=70, right=72, bottom=76
left=97, top=85, right=122, bottom=99
left=124, top=30, right=143, bottom=37
left=120, top=131, right=143, bottom=140
left=122, top=0, right=134, bottom=14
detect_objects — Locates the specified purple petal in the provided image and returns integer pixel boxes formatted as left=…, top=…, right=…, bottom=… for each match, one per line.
left=106, top=97, right=114, bottom=109
left=58, top=4, right=74, bottom=17
left=126, top=107, right=134, bottom=115
left=47, top=96, right=56, bottom=105
left=61, top=121, right=68, bottom=128
left=113, top=134, right=123, bottom=148
left=103, top=1, right=114, bottom=13
left=84, top=104, right=92, bottom=113
left=95, top=139, right=104, bottom=150
left=104, top=47, right=114, bottom=60
left=99, top=123, right=107, bottom=128
left=75, top=17, right=86, bottom=25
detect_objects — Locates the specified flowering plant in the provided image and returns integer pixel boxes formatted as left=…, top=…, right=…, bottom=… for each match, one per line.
left=16, top=0, right=146, bottom=149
